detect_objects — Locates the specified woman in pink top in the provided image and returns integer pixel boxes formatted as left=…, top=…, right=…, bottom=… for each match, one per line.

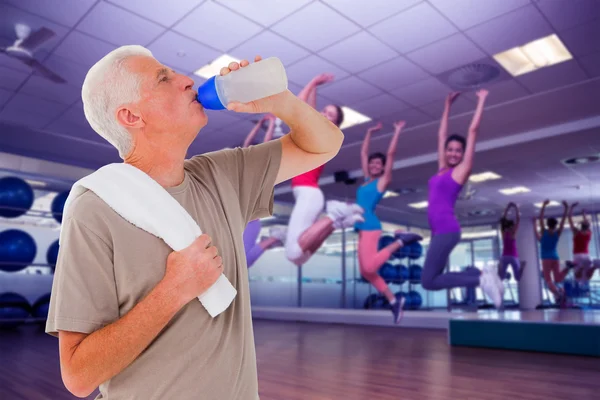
left=498, top=202, right=526, bottom=281
left=283, top=73, right=363, bottom=266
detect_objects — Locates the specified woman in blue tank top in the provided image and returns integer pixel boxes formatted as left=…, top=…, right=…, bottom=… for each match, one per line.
left=535, top=199, right=569, bottom=302
left=356, top=121, right=422, bottom=324
left=421, top=89, right=505, bottom=309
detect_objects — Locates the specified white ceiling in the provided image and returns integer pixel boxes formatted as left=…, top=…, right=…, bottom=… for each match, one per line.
left=0, top=0, right=599, bottom=227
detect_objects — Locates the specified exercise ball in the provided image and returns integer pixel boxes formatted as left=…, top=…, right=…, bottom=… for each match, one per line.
left=0, top=177, right=34, bottom=218
left=46, top=240, right=59, bottom=272
left=32, top=293, right=51, bottom=319
left=406, top=291, right=422, bottom=309
left=0, top=229, right=37, bottom=272
left=380, top=262, right=397, bottom=281
left=364, top=294, right=379, bottom=309
left=395, top=244, right=410, bottom=259
left=378, top=235, right=396, bottom=252
left=505, top=272, right=512, bottom=281
left=408, top=242, right=423, bottom=260
left=409, top=265, right=423, bottom=283
left=51, top=191, right=69, bottom=223
left=0, top=292, right=30, bottom=328
left=377, top=295, right=391, bottom=310
left=397, top=265, right=409, bottom=283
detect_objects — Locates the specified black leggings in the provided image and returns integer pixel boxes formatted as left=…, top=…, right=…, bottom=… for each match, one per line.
left=422, top=232, right=480, bottom=290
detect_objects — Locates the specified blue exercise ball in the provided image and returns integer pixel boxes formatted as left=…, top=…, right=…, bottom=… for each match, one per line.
left=364, top=294, right=379, bottom=309
left=380, top=262, right=397, bottom=282
left=0, top=292, right=30, bottom=328
left=397, top=265, right=409, bottom=283
left=395, top=244, right=410, bottom=259
left=51, top=191, right=69, bottom=223
left=46, top=240, right=59, bottom=271
left=407, top=291, right=422, bottom=309
left=32, top=293, right=51, bottom=319
left=409, top=265, right=423, bottom=283
left=408, top=242, right=423, bottom=260
left=378, top=235, right=396, bottom=253
left=0, top=177, right=34, bottom=218
left=0, top=229, right=37, bottom=272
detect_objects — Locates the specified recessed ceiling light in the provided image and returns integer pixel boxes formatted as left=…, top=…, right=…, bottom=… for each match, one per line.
left=467, top=209, right=495, bottom=216
left=339, top=106, right=371, bottom=130
left=194, top=54, right=242, bottom=79
left=534, top=201, right=561, bottom=208
left=499, top=186, right=531, bottom=195
left=469, top=171, right=501, bottom=183
left=493, top=34, right=572, bottom=77
left=408, top=201, right=428, bottom=209
left=383, top=190, right=398, bottom=198
left=563, top=155, right=600, bottom=165
left=24, top=179, right=47, bottom=187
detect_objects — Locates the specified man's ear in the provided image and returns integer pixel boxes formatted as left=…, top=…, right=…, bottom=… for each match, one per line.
left=116, top=106, right=144, bottom=129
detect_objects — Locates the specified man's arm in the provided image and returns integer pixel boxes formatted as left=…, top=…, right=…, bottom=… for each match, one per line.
left=272, top=91, right=344, bottom=184
left=59, top=281, right=182, bottom=397
left=221, top=58, right=344, bottom=185
left=58, top=234, right=222, bottom=398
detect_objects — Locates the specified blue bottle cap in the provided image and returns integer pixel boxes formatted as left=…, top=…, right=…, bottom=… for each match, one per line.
left=196, top=76, right=225, bottom=110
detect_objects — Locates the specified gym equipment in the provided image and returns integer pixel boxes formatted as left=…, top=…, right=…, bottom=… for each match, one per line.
left=363, top=294, right=390, bottom=310
left=407, top=242, right=423, bottom=260
left=51, top=190, right=69, bottom=223
left=0, top=229, right=37, bottom=272
left=0, top=177, right=34, bottom=218
left=405, top=291, right=423, bottom=310
left=409, top=265, right=422, bottom=283
left=378, top=235, right=396, bottom=257
left=398, top=265, right=410, bottom=283
left=31, top=293, right=51, bottom=319
left=0, top=292, right=31, bottom=328
left=380, top=262, right=399, bottom=281
left=505, top=272, right=512, bottom=281
left=46, top=240, right=59, bottom=272
left=395, top=244, right=410, bottom=259
left=364, top=293, right=379, bottom=309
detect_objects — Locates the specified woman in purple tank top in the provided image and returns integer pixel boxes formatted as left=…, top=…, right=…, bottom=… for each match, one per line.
left=498, top=202, right=526, bottom=281
left=241, top=115, right=287, bottom=267
left=422, top=89, right=504, bottom=308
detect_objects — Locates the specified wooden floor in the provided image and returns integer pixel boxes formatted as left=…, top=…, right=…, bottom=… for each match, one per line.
left=2, top=320, right=599, bottom=400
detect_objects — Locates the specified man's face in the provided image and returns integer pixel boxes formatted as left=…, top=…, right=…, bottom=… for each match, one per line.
left=125, top=56, right=207, bottom=146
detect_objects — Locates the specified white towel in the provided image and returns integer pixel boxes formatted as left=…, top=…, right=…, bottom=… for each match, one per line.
left=59, top=163, right=237, bottom=318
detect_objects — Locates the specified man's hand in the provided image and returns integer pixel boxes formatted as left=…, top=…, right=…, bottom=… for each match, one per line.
left=220, top=55, right=293, bottom=115
left=162, top=234, right=224, bottom=307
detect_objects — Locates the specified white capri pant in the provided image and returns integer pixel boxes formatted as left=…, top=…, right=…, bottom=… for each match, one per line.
left=285, top=186, right=325, bottom=264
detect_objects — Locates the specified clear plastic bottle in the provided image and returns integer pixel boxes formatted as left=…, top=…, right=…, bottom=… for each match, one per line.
left=196, top=57, right=288, bottom=110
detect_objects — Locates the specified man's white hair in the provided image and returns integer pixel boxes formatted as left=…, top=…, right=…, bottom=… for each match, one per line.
left=82, top=45, right=153, bottom=159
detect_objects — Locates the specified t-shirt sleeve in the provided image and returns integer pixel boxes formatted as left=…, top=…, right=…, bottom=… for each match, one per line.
left=45, top=217, right=119, bottom=337
left=204, top=139, right=282, bottom=224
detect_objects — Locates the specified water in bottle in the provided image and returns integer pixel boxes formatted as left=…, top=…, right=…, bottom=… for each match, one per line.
left=196, top=57, right=288, bottom=110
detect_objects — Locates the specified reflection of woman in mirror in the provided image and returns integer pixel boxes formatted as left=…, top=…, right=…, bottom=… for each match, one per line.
left=566, top=202, right=599, bottom=281
left=498, top=202, right=526, bottom=281
left=535, top=199, right=569, bottom=302
left=241, top=115, right=287, bottom=268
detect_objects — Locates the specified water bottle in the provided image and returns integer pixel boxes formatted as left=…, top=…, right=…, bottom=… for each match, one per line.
left=196, top=57, right=288, bottom=110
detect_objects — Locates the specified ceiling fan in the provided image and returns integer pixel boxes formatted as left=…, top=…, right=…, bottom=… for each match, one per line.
left=0, top=23, right=66, bottom=83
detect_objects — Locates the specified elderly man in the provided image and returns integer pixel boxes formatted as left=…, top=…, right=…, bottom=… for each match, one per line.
left=45, top=46, right=343, bottom=400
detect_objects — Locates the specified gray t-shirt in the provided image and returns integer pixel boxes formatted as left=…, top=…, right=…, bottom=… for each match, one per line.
left=46, top=140, right=282, bottom=400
